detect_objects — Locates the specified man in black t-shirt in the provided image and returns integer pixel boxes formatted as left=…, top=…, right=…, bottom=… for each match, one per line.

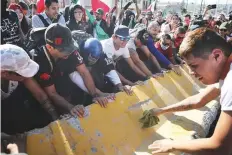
left=1, top=0, right=25, bottom=47
left=78, top=38, right=132, bottom=95
left=33, top=23, right=110, bottom=117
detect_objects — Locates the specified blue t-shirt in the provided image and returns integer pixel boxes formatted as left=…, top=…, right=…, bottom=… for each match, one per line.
left=146, top=35, right=171, bottom=68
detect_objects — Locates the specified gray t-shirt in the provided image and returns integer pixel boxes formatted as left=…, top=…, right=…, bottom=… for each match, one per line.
left=126, top=38, right=137, bottom=53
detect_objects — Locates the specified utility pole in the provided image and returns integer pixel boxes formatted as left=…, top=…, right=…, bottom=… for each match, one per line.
left=199, top=0, right=204, bottom=15
left=186, top=0, right=188, bottom=10
left=215, top=0, right=219, bottom=16
left=226, top=0, right=229, bottom=15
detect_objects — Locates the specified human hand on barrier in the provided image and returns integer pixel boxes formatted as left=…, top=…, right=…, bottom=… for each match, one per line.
left=101, top=93, right=116, bottom=100
left=119, top=85, right=133, bottom=96
left=133, top=81, right=145, bottom=86
left=148, top=139, right=174, bottom=154
left=93, top=96, right=108, bottom=108
left=69, top=105, right=85, bottom=118
left=152, top=72, right=164, bottom=78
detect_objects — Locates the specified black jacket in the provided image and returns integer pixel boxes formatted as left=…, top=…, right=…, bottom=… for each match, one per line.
left=67, top=4, right=93, bottom=35
left=97, top=19, right=114, bottom=37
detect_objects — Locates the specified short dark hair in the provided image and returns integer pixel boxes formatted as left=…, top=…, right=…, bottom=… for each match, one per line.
left=184, top=14, right=191, bottom=19
left=171, top=14, right=179, bottom=20
left=136, top=28, right=149, bottom=45
left=29, top=3, right=37, bottom=10
left=18, top=1, right=28, bottom=10
left=161, top=34, right=171, bottom=41
left=45, top=0, right=58, bottom=8
left=179, top=28, right=232, bottom=59
left=175, top=26, right=186, bottom=34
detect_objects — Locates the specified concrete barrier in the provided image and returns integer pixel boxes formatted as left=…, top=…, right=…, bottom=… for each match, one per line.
left=26, top=66, right=220, bottom=155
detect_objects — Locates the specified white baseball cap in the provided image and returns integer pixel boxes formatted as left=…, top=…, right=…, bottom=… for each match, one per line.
left=1, top=44, right=39, bottom=77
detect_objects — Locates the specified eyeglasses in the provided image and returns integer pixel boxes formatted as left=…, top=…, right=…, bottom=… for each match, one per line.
left=116, top=35, right=130, bottom=41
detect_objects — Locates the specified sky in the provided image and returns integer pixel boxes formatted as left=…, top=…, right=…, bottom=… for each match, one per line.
left=159, top=0, right=232, bottom=4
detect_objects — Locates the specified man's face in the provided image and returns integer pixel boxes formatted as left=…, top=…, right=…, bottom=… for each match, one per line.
left=184, top=17, right=190, bottom=25
left=184, top=51, right=225, bottom=85
left=113, top=35, right=130, bottom=48
left=1, top=71, right=25, bottom=82
left=156, top=14, right=163, bottom=22
left=45, top=2, right=59, bottom=19
left=96, top=13, right=103, bottom=21
left=46, top=44, right=71, bottom=59
left=146, top=14, right=152, bottom=20
left=148, top=26, right=160, bottom=38
left=31, top=7, right=37, bottom=15
left=175, top=32, right=185, bottom=40
left=219, top=29, right=227, bottom=37
left=162, top=38, right=171, bottom=46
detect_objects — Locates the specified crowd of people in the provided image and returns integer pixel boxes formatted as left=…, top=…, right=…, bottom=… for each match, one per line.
left=1, top=0, right=232, bottom=154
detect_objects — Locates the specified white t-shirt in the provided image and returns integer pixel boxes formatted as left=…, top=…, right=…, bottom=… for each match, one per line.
left=219, top=63, right=232, bottom=111
left=101, top=38, right=130, bottom=61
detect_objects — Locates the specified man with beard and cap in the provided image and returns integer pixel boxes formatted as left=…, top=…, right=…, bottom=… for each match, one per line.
left=93, top=8, right=114, bottom=37
left=146, top=11, right=153, bottom=25
left=148, top=27, right=232, bottom=155
left=1, top=0, right=25, bottom=48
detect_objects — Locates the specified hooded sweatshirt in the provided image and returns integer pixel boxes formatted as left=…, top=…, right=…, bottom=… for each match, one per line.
left=66, top=4, right=93, bottom=35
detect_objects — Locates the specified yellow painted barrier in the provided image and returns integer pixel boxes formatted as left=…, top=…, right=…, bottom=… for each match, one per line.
left=27, top=66, right=220, bottom=155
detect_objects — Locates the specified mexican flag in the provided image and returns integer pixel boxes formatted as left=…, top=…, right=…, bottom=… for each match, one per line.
left=91, top=0, right=110, bottom=15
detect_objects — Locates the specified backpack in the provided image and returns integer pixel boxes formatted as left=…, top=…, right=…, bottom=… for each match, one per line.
left=25, top=27, right=47, bottom=52
left=71, top=30, right=93, bottom=47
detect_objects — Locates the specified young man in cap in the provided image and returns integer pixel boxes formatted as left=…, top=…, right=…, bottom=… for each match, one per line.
left=1, top=44, right=58, bottom=134
left=32, top=0, right=66, bottom=28
left=101, top=25, right=150, bottom=85
left=94, top=8, right=113, bottom=37
left=219, top=22, right=232, bottom=44
left=148, top=28, right=232, bottom=155
left=146, top=11, right=154, bottom=25
left=33, top=23, right=109, bottom=117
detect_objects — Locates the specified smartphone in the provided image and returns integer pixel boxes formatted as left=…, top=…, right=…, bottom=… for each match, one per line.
left=208, top=4, right=217, bottom=10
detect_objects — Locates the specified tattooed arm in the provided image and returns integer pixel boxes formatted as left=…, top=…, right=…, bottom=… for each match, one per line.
left=151, top=84, right=221, bottom=116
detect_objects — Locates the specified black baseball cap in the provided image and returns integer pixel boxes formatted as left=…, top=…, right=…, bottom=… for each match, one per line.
left=45, top=23, right=77, bottom=54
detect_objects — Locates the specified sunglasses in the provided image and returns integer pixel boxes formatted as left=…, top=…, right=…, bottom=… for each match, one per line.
left=116, top=35, right=130, bottom=41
